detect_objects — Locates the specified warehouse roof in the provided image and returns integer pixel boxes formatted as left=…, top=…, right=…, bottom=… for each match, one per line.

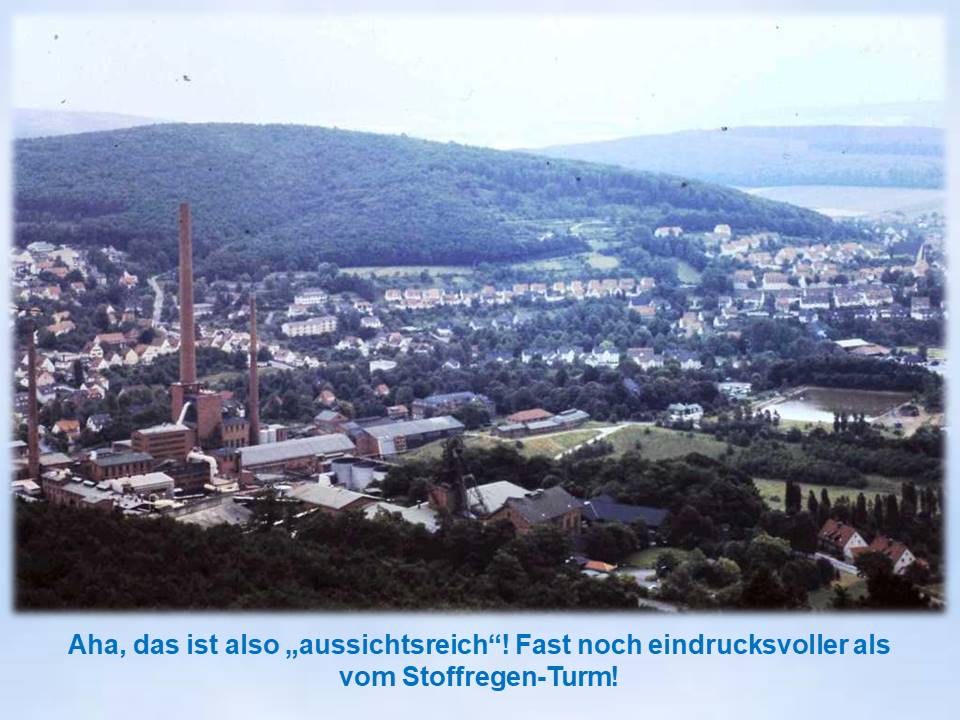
left=466, top=480, right=527, bottom=516
left=238, top=434, right=354, bottom=468
left=91, top=451, right=153, bottom=468
left=288, top=483, right=373, bottom=510
left=506, top=487, right=584, bottom=524
left=362, top=416, right=464, bottom=439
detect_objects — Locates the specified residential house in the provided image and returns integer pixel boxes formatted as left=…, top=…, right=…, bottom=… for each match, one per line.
left=667, top=403, right=703, bottom=424
left=818, top=519, right=868, bottom=562
left=627, top=347, right=664, bottom=370
left=854, top=535, right=919, bottom=575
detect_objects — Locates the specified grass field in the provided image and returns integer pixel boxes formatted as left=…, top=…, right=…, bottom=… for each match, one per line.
left=808, top=572, right=868, bottom=610
left=516, top=429, right=600, bottom=457
left=606, top=425, right=731, bottom=461
left=399, top=434, right=500, bottom=463
left=675, top=259, right=702, bottom=284
left=584, top=252, right=620, bottom=270
left=752, top=476, right=905, bottom=510
left=624, top=546, right=690, bottom=569
left=776, top=418, right=833, bottom=432
left=202, top=366, right=281, bottom=384
left=399, top=428, right=600, bottom=463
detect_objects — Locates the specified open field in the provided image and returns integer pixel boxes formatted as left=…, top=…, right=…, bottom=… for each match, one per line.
left=515, top=428, right=600, bottom=457
left=201, top=366, right=281, bottom=384
left=808, top=571, right=868, bottom=610
left=398, top=434, right=500, bottom=463
left=508, top=250, right=619, bottom=272
left=399, top=427, right=600, bottom=463
left=584, top=252, right=619, bottom=270
left=752, top=476, right=905, bottom=510
left=675, top=259, right=702, bottom=284
left=606, top=424, right=730, bottom=461
left=624, top=546, right=690, bottom=569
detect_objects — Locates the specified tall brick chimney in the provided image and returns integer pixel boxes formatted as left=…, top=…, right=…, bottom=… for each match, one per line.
left=26, top=329, right=40, bottom=480
left=248, top=294, right=260, bottom=446
left=178, top=202, right=197, bottom=385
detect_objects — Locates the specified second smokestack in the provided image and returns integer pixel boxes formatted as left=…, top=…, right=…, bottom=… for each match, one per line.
left=248, top=294, right=260, bottom=446
left=178, top=202, right=197, bottom=385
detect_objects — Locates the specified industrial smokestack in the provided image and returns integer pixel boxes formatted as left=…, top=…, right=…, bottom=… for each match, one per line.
left=248, top=294, right=260, bottom=446
left=26, top=330, right=40, bottom=480
left=178, top=202, right=197, bottom=385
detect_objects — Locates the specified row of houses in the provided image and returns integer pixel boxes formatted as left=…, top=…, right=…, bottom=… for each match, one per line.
left=383, top=276, right=657, bottom=309
left=818, top=519, right=922, bottom=575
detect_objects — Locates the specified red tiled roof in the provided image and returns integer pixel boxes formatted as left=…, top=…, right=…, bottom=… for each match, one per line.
left=819, top=519, right=860, bottom=548
left=584, top=560, right=617, bottom=573
left=866, top=535, right=910, bottom=564
left=507, top=408, right=554, bottom=424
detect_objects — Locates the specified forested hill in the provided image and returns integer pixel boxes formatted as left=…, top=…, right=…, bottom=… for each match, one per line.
left=15, top=123, right=831, bottom=278
left=533, top=126, right=943, bottom=189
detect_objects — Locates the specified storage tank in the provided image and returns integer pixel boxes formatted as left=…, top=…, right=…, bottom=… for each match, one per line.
left=350, top=460, right=376, bottom=490
left=331, top=458, right=355, bottom=487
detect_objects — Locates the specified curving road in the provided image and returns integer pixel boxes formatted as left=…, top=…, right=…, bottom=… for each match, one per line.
left=148, top=274, right=165, bottom=327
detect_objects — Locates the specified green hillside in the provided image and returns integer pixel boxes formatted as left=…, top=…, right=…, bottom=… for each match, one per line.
left=15, top=123, right=832, bottom=278
left=535, top=126, right=943, bottom=189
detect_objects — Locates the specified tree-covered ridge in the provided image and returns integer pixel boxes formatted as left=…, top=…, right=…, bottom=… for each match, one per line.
left=534, top=125, right=944, bottom=189
left=15, top=123, right=831, bottom=278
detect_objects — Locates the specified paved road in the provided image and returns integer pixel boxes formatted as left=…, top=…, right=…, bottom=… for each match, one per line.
left=814, top=552, right=858, bottom=575
left=148, top=274, right=165, bottom=326
left=637, top=597, right=680, bottom=613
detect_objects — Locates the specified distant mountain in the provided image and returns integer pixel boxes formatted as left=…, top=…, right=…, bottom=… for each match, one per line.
left=14, top=123, right=832, bottom=278
left=14, top=108, right=161, bottom=139
left=532, top=126, right=943, bottom=189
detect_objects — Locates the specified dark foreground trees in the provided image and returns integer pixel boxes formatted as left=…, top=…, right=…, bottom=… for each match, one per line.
left=16, top=501, right=639, bottom=610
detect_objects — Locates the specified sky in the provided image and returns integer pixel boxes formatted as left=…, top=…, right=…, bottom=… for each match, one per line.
left=12, top=13, right=945, bottom=148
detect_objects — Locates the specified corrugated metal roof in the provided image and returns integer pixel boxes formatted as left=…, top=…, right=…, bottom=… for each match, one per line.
left=467, top=480, right=527, bottom=515
left=288, top=483, right=372, bottom=509
left=92, top=451, right=153, bottom=468
left=363, top=416, right=464, bottom=439
left=238, top=434, right=354, bottom=467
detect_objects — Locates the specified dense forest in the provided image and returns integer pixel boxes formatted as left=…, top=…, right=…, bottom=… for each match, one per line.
left=15, top=501, right=640, bottom=610
left=14, top=123, right=832, bottom=278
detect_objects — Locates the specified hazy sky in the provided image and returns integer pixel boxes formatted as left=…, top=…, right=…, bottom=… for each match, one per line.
left=13, top=14, right=945, bottom=148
